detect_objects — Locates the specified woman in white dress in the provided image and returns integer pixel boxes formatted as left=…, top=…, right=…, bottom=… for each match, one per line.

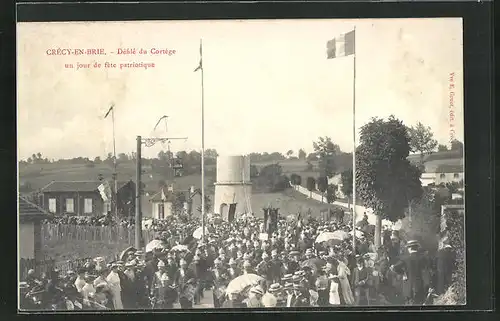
left=106, top=264, right=124, bottom=309
left=336, top=258, right=355, bottom=305
left=328, top=275, right=341, bottom=305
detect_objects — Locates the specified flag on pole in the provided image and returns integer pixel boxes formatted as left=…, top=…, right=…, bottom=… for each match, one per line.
left=194, top=40, right=202, bottom=72
left=326, top=30, right=355, bottom=59
left=104, top=104, right=114, bottom=118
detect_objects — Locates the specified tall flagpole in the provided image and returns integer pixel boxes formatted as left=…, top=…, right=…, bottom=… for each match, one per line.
left=200, top=39, right=206, bottom=243
left=111, top=105, right=119, bottom=220
left=352, top=26, right=357, bottom=254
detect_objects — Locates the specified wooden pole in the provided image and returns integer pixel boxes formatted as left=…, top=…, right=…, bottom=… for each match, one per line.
left=352, top=26, right=357, bottom=254
left=135, top=136, right=143, bottom=249
left=200, top=38, right=206, bottom=243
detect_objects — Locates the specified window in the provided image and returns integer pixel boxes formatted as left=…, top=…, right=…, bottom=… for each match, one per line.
left=158, top=203, right=165, bottom=220
left=84, top=198, right=93, bottom=214
left=440, top=173, right=446, bottom=179
left=453, top=173, right=459, bottom=179
left=66, top=198, right=74, bottom=213
left=48, top=198, right=56, bottom=213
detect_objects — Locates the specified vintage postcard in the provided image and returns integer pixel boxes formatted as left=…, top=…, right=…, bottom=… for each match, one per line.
left=17, top=18, right=464, bottom=310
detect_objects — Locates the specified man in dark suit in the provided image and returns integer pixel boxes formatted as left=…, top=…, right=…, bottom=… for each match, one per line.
left=210, top=259, right=229, bottom=308
left=352, top=256, right=371, bottom=305
left=436, top=242, right=456, bottom=294
left=390, top=240, right=430, bottom=305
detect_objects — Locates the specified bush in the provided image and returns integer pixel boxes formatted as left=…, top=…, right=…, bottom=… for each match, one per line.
left=435, top=207, right=465, bottom=305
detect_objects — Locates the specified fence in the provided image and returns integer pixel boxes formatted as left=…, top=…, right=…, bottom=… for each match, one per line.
left=19, top=257, right=111, bottom=281
left=41, top=224, right=156, bottom=246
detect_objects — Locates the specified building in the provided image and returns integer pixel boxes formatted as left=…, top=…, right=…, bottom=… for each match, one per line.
left=149, top=188, right=175, bottom=220
left=213, top=155, right=252, bottom=221
left=39, top=180, right=136, bottom=216
left=420, top=164, right=464, bottom=187
left=18, top=195, right=49, bottom=262
left=148, top=186, right=201, bottom=220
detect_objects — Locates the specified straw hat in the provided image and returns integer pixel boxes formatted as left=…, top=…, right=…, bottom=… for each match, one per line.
left=268, top=283, right=282, bottom=293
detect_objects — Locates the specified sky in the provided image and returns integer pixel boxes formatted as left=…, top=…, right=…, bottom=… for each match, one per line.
left=17, top=18, right=464, bottom=160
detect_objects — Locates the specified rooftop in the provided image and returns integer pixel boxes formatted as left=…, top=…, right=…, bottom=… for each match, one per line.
left=434, top=164, right=464, bottom=173
left=40, top=180, right=133, bottom=193
left=19, top=196, right=49, bottom=220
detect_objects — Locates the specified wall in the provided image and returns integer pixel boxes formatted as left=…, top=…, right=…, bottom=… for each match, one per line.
left=19, top=222, right=35, bottom=259
left=151, top=201, right=173, bottom=220
left=213, top=184, right=252, bottom=218
left=43, top=191, right=104, bottom=216
left=293, top=184, right=400, bottom=228
left=216, top=155, right=250, bottom=183
left=435, top=172, right=464, bottom=185
left=420, top=173, right=436, bottom=186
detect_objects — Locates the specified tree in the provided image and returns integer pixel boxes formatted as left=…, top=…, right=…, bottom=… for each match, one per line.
left=408, top=122, right=438, bottom=165
left=450, top=139, right=464, bottom=152
left=286, top=150, right=294, bottom=158
left=356, top=116, right=423, bottom=250
left=326, top=184, right=337, bottom=204
left=313, top=136, right=341, bottom=178
left=295, top=175, right=302, bottom=187
left=118, top=153, right=129, bottom=163
left=317, top=176, right=328, bottom=203
left=341, top=169, right=353, bottom=210
left=437, top=144, right=449, bottom=152
left=250, top=165, right=259, bottom=179
left=306, top=153, right=318, bottom=162
left=256, top=163, right=289, bottom=192
left=94, top=156, right=102, bottom=164
left=298, top=149, right=306, bottom=160
left=306, top=177, right=316, bottom=198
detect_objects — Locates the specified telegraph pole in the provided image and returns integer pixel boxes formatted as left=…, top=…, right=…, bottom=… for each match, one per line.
left=135, top=135, right=187, bottom=250
left=135, top=136, right=142, bottom=250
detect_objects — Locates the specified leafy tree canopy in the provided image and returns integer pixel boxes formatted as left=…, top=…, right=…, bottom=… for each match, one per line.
left=408, top=122, right=438, bottom=156
left=356, top=116, right=423, bottom=222
left=313, top=136, right=341, bottom=178
left=341, top=169, right=353, bottom=197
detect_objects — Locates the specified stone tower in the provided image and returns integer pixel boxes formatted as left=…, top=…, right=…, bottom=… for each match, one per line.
left=213, top=155, right=252, bottom=221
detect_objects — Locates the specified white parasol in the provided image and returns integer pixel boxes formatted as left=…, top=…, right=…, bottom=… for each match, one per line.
left=171, top=244, right=189, bottom=252
left=225, top=273, right=264, bottom=295
left=331, top=230, right=350, bottom=240
left=316, top=232, right=338, bottom=243
left=192, top=226, right=207, bottom=240
left=349, top=229, right=365, bottom=238
left=145, top=239, right=167, bottom=253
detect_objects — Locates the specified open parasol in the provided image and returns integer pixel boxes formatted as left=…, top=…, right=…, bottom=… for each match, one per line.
left=349, top=229, right=365, bottom=238
left=225, top=273, right=264, bottom=295
left=119, top=246, right=136, bottom=261
left=192, top=226, right=207, bottom=240
left=145, top=240, right=167, bottom=253
left=171, top=244, right=190, bottom=252
left=331, top=230, right=350, bottom=240
left=315, top=232, right=338, bottom=244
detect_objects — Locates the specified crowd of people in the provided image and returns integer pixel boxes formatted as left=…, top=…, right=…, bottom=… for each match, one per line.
left=42, top=214, right=136, bottom=227
left=21, top=212, right=456, bottom=310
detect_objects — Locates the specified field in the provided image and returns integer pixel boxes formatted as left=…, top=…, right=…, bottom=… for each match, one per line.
left=22, top=158, right=349, bottom=261
left=19, top=158, right=324, bottom=193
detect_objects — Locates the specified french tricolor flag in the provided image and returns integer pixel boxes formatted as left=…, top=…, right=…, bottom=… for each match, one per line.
left=327, top=30, right=355, bottom=59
